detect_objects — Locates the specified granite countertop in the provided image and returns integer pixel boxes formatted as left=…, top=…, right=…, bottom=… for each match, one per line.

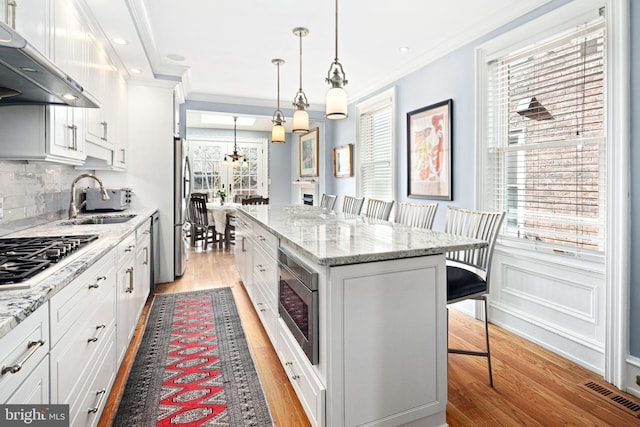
left=0, top=208, right=157, bottom=340
left=238, top=205, right=486, bottom=266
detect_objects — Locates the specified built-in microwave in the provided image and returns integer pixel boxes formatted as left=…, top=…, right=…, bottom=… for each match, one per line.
left=277, top=248, right=319, bottom=365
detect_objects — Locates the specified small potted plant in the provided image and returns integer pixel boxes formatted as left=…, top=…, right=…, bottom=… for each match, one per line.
left=216, top=188, right=227, bottom=205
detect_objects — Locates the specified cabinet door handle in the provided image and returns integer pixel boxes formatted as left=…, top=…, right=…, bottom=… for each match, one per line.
left=87, top=324, right=106, bottom=343
left=126, top=267, right=134, bottom=292
left=88, top=275, right=107, bottom=289
left=1, top=339, right=46, bottom=375
left=88, top=389, right=107, bottom=414
left=143, top=247, right=149, bottom=265
left=100, top=121, right=108, bottom=141
left=7, top=0, right=16, bottom=29
left=125, top=244, right=136, bottom=252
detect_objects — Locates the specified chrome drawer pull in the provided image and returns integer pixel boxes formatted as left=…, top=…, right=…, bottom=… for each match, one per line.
left=88, top=276, right=107, bottom=289
left=1, top=339, right=45, bottom=375
left=87, top=324, right=106, bottom=343
left=126, top=267, right=134, bottom=292
left=88, top=389, right=106, bottom=414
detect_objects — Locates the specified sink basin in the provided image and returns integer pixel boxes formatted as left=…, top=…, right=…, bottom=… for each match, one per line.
left=58, top=215, right=137, bottom=225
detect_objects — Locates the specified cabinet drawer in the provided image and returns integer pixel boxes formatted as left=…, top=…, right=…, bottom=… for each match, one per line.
left=0, top=304, right=49, bottom=403
left=50, top=249, right=116, bottom=346
left=136, top=218, right=152, bottom=244
left=253, top=283, right=277, bottom=345
left=2, top=355, right=50, bottom=405
left=277, top=320, right=325, bottom=427
left=69, top=327, right=116, bottom=427
left=117, top=233, right=137, bottom=262
left=50, top=284, right=116, bottom=404
left=253, top=223, right=277, bottom=259
left=253, top=243, right=277, bottom=310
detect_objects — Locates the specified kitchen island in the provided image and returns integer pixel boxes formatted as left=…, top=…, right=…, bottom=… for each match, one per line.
left=235, top=205, right=486, bottom=427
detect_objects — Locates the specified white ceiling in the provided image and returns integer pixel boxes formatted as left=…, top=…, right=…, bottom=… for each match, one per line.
left=87, top=0, right=552, bottom=117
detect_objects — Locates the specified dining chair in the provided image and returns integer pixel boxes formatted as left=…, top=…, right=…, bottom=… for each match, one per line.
left=189, top=197, right=216, bottom=249
left=242, top=196, right=269, bottom=205
left=341, top=196, right=365, bottom=215
left=394, top=202, right=438, bottom=229
left=444, top=206, right=505, bottom=387
left=362, top=198, right=394, bottom=221
left=225, top=212, right=236, bottom=249
left=320, top=193, right=337, bottom=210
left=190, top=192, right=208, bottom=202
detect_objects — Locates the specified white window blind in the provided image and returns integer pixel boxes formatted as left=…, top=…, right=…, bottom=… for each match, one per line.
left=486, top=14, right=606, bottom=253
left=358, top=102, right=393, bottom=201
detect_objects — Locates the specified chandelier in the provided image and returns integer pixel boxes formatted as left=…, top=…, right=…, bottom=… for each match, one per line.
left=223, top=116, right=248, bottom=168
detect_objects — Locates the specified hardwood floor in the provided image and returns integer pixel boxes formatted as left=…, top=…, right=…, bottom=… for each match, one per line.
left=100, top=246, right=640, bottom=427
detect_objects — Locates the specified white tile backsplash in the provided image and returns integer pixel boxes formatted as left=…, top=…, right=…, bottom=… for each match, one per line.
left=0, top=161, right=80, bottom=236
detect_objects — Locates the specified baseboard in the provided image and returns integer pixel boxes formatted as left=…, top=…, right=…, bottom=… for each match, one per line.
left=626, top=355, right=640, bottom=398
left=489, top=301, right=605, bottom=375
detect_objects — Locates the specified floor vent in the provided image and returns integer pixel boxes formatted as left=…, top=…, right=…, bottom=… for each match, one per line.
left=580, top=380, right=640, bottom=418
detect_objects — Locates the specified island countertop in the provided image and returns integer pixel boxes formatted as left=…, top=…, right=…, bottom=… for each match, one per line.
left=238, top=205, right=486, bottom=266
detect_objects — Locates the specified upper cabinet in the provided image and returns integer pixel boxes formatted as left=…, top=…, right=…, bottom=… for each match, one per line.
left=1, top=0, right=49, bottom=56
left=0, top=0, right=128, bottom=169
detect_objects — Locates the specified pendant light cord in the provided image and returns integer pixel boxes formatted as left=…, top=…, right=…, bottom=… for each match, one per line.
left=299, top=32, right=303, bottom=91
left=277, top=62, right=281, bottom=111
left=334, top=0, right=339, bottom=62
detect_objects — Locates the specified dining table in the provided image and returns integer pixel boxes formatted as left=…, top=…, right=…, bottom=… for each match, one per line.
left=205, top=202, right=240, bottom=248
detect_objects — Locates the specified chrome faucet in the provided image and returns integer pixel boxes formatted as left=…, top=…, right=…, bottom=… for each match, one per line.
left=68, top=174, right=110, bottom=219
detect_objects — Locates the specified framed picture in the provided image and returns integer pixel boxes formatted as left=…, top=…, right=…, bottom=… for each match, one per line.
left=333, top=144, right=353, bottom=178
left=299, top=128, right=319, bottom=177
left=407, top=99, right=453, bottom=200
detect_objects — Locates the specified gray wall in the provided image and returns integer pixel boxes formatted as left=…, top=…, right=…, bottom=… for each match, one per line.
left=330, top=0, right=639, bottom=357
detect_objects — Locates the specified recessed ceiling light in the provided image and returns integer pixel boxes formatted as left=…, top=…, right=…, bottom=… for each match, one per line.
left=166, top=54, right=186, bottom=62
left=399, top=46, right=410, bottom=53
left=130, top=68, right=142, bottom=74
left=112, top=38, right=128, bottom=45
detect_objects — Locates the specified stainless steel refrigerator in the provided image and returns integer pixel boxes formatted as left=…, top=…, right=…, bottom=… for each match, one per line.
left=174, top=137, right=190, bottom=277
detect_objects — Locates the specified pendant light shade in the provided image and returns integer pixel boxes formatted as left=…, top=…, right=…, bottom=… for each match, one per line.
left=325, top=0, right=348, bottom=120
left=292, top=27, right=310, bottom=134
left=271, top=58, right=286, bottom=144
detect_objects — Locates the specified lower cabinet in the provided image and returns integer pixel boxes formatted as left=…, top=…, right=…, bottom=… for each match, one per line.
left=277, top=321, right=325, bottom=427
left=116, top=234, right=137, bottom=364
left=0, top=304, right=49, bottom=404
left=49, top=246, right=117, bottom=425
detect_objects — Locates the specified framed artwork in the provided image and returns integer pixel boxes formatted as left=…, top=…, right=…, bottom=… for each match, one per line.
left=333, top=144, right=353, bottom=178
left=407, top=99, right=453, bottom=200
left=299, top=128, right=319, bottom=177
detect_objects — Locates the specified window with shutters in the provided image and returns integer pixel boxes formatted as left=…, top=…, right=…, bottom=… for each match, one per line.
left=485, top=13, right=606, bottom=254
left=356, top=88, right=395, bottom=201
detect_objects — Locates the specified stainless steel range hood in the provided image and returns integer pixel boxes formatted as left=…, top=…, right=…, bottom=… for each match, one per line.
left=0, top=21, right=98, bottom=108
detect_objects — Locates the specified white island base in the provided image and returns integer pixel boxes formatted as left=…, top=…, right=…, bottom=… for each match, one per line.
left=323, top=254, right=447, bottom=427
left=235, top=206, right=482, bottom=427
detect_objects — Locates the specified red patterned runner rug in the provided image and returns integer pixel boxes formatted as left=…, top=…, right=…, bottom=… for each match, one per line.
left=113, top=288, right=274, bottom=426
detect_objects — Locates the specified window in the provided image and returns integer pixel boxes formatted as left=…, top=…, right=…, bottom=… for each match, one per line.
left=189, top=139, right=266, bottom=199
left=485, top=12, right=606, bottom=254
left=356, top=88, right=395, bottom=201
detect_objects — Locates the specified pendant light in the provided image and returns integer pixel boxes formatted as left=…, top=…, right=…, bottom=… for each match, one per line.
left=325, top=0, right=348, bottom=120
left=223, top=116, right=248, bottom=168
left=292, top=27, right=310, bottom=134
left=271, top=59, right=286, bottom=144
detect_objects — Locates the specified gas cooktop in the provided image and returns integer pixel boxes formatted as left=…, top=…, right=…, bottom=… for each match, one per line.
left=0, top=235, right=99, bottom=287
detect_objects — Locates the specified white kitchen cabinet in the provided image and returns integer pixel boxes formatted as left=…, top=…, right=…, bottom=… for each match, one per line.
left=0, top=106, right=85, bottom=165
left=52, top=0, right=87, bottom=86
left=49, top=247, right=117, bottom=427
left=116, top=233, right=137, bottom=364
left=234, top=212, right=253, bottom=298
left=135, top=219, right=152, bottom=321
left=0, top=304, right=49, bottom=404
left=1, top=0, right=50, bottom=57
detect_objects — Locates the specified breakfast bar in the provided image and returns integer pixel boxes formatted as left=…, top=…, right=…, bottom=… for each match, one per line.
left=235, top=205, right=486, bottom=427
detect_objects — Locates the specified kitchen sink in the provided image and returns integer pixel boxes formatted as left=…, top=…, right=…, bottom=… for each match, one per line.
left=58, top=214, right=137, bottom=225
